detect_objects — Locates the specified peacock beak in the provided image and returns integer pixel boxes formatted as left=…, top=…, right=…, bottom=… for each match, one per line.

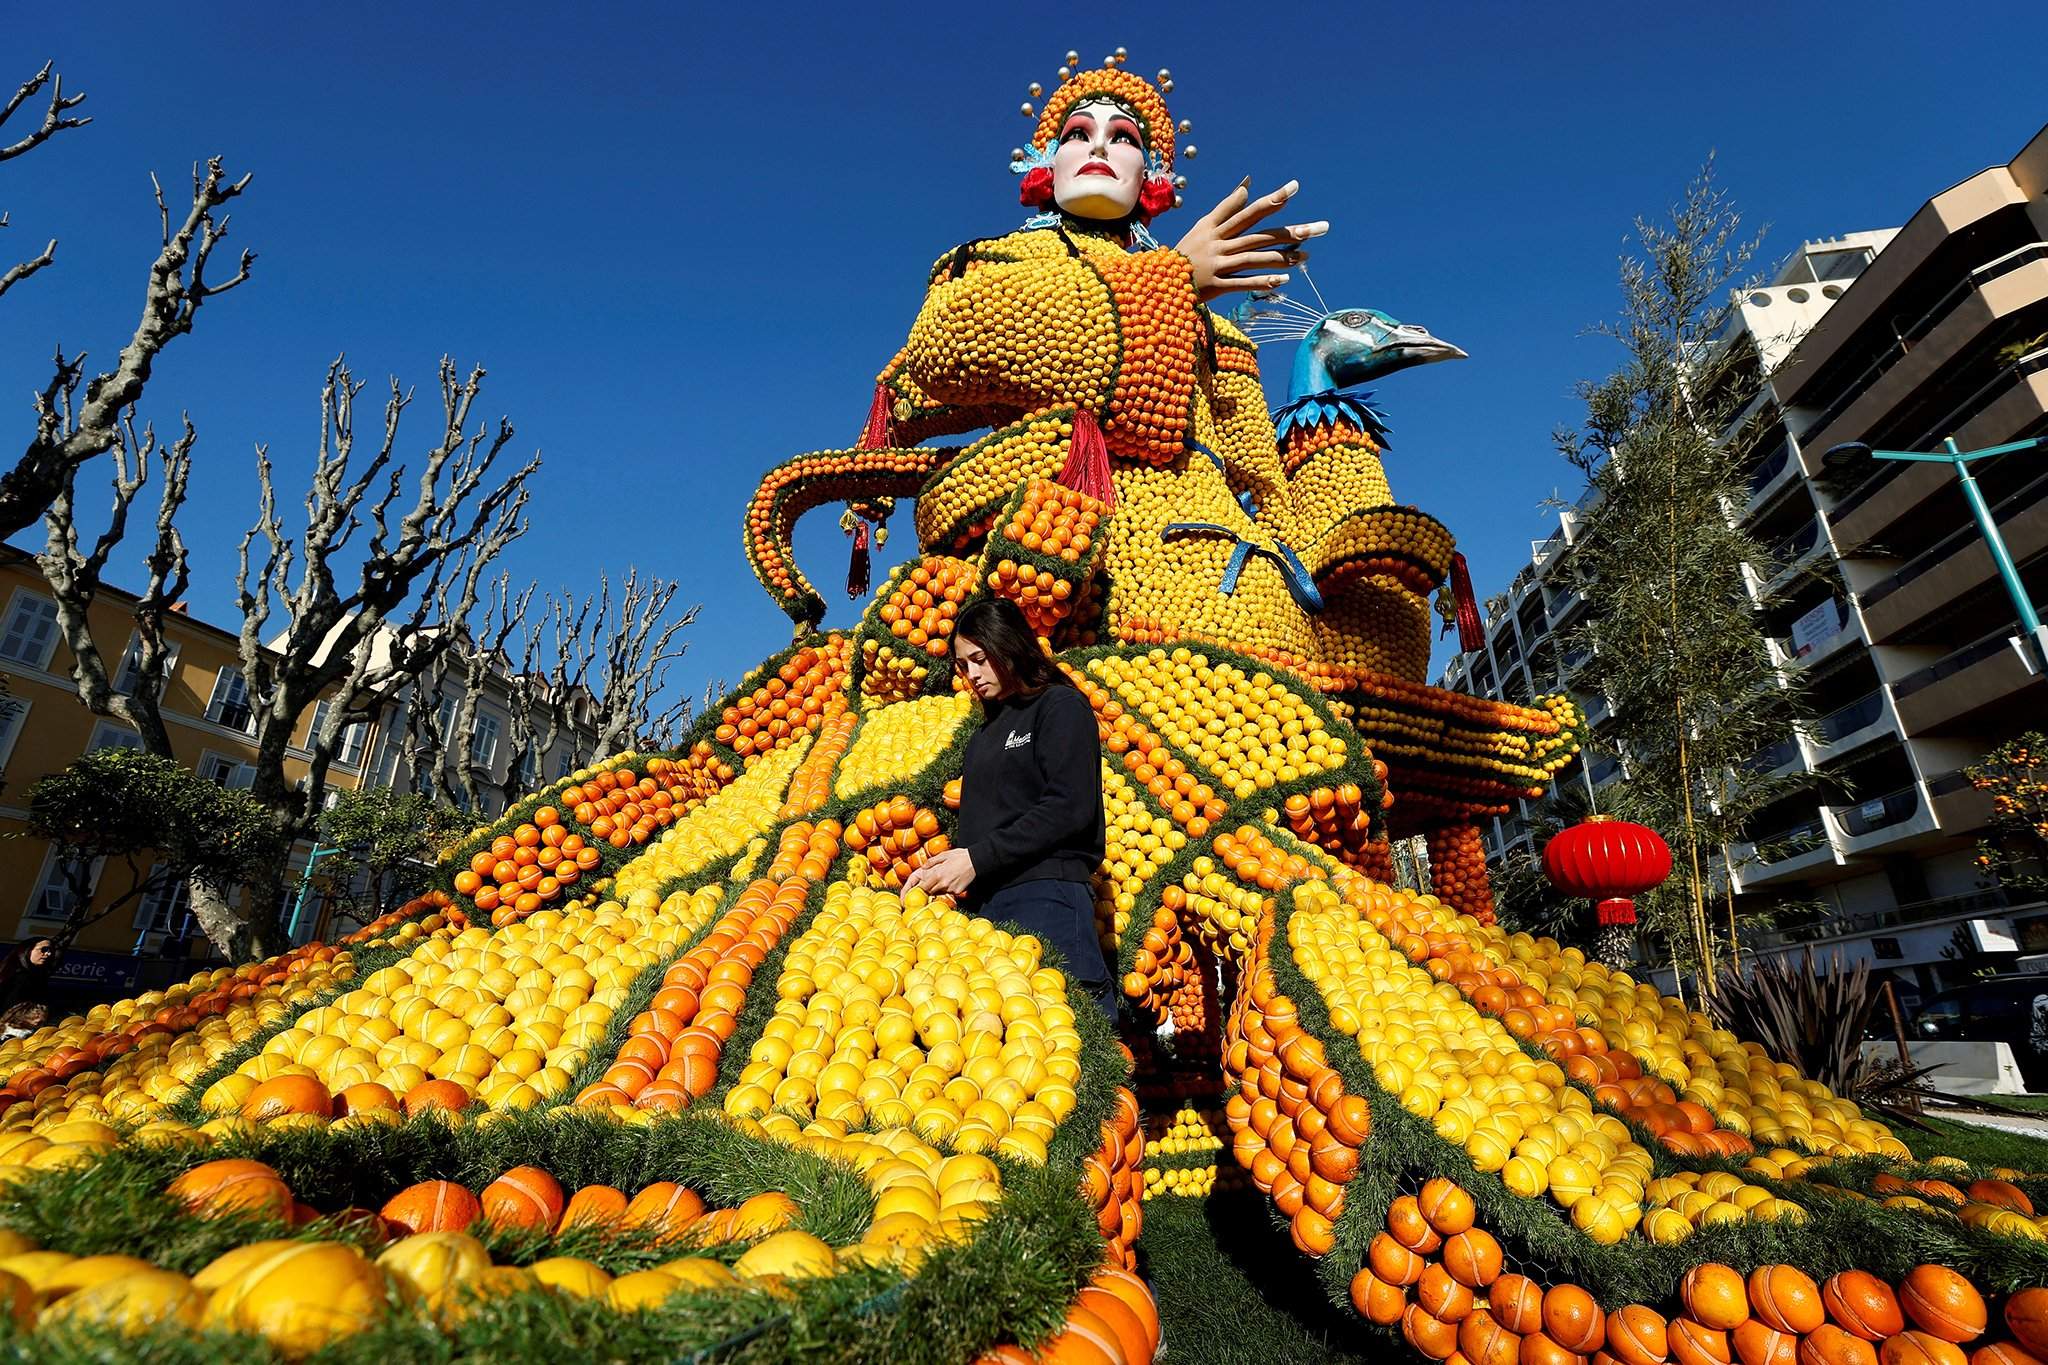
left=1391, top=323, right=1467, bottom=364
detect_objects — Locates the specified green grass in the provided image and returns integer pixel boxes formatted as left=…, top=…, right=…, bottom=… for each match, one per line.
left=1138, top=1192, right=1377, bottom=1365
left=1967, top=1094, right=2048, bottom=1116
left=1902, top=1114, right=2048, bottom=1172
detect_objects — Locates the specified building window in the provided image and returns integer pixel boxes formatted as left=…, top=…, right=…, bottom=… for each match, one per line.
left=556, top=749, right=577, bottom=780
left=436, top=693, right=458, bottom=737
left=0, top=698, right=28, bottom=770
left=205, top=666, right=255, bottom=733
left=28, top=850, right=96, bottom=925
left=309, top=699, right=369, bottom=767
left=516, top=747, right=540, bottom=791
left=470, top=712, right=500, bottom=770
left=0, top=591, right=60, bottom=671
left=133, top=872, right=191, bottom=937
left=1809, top=247, right=1872, bottom=283
left=198, top=751, right=256, bottom=789
left=113, top=635, right=180, bottom=696
left=372, top=702, right=407, bottom=786
left=88, top=719, right=145, bottom=752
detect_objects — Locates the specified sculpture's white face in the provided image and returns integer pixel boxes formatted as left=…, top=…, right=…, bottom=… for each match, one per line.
left=1051, top=97, right=1147, bottom=220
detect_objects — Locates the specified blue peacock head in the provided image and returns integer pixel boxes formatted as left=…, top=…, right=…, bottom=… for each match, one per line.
left=1236, top=285, right=1467, bottom=444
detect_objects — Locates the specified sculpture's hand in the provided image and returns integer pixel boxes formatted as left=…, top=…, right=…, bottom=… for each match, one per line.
left=1172, top=178, right=1328, bottom=302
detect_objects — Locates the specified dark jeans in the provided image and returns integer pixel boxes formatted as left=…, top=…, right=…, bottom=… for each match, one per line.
left=978, top=878, right=1118, bottom=1018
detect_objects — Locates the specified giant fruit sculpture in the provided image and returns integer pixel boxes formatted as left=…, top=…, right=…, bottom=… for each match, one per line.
left=0, top=51, right=2035, bottom=1365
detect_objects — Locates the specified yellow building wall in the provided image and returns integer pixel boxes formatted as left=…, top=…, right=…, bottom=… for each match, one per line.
left=0, top=556, right=374, bottom=956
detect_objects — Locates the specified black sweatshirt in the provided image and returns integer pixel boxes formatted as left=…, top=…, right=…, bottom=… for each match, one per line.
left=957, top=683, right=1105, bottom=897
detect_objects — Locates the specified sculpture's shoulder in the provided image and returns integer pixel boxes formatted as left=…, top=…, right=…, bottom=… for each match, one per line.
left=1207, top=307, right=1262, bottom=380
left=921, top=227, right=1078, bottom=285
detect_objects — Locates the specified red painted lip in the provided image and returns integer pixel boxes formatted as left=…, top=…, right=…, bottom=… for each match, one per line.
left=1078, top=162, right=1117, bottom=177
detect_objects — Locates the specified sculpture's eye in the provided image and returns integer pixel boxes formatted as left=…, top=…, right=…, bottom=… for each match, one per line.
left=1340, top=311, right=1367, bottom=326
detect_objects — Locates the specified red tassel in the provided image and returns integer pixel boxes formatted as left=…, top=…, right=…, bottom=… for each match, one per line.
left=858, top=382, right=893, bottom=451
left=1058, top=409, right=1115, bottom=510
left=1451, top=550, right=1482, bottom=654
left=1597, top=897, right=1637, bottom=926
left=846, top=518, right=871, bottom=600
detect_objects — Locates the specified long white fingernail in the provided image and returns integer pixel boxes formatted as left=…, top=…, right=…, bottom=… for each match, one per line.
left=1282, top=180, right=1300, bottom=195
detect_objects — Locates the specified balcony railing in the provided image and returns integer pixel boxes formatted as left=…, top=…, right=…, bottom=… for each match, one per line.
left=1752, top=816, right=1830, bottom=860
left=1893, top=632, right=2027, bottom=700
left=1760, top=519, right=1826, bottom=588
left=1814, top=689, right=1886, bottom=743
left=1795, top=242, right=2048, bottom=443
left=1747, top=440, right=1792, bottom=499
left=1744, top=737, right=1801, bottom=774
left=1833, top=784, right=1922, bottom=838
left=1749, top=886, right=2021, bottom=950
left=1860, top=466, right=2048, bottom=608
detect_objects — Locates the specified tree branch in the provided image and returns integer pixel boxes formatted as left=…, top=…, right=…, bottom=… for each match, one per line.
left=0, top=155, right=251, bottom=539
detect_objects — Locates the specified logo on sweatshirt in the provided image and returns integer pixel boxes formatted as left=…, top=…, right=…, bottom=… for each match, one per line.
left=1004, top=730, right=1033, bottom=750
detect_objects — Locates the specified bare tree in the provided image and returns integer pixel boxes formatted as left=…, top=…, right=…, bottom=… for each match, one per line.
left=0, top=61, right=90, bottom=302
left=200, top=357, right=537, bottom=959
left=562, top=569, right=698, bottom=758
left=37, top=413, right=193, bottom=756
left=4, top=154, right=254, bottom=539
left=439, top=573, right=529, bottom=812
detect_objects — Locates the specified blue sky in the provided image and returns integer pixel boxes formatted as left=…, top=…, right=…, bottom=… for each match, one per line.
left=5, top=3, right=2044, bottom=711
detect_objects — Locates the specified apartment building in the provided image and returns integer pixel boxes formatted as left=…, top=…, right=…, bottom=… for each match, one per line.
left=1441, top=122, right=2048, bottom=1001
left=0, top=546, right=601, bottom=959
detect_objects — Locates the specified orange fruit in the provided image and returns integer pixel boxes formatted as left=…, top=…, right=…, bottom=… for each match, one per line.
left=380, top=1180, right=481, bottom=1235
left=1882, top=1334, right=1969, bottom=1365
left=1463, top=1307, right=1524, bottom=1365
left=241, top=1074, right=332, bottom=1121
left=1735, top=1321, right=1799, bottom=1365
left=402, top=1079, right=471, bottom=1117
left=1443, top=1229, right=1504, bottom=1290
left=1405, top=1304, right=1461, bottom=1360
left=1827, top=1273, right=1907, bottom=1343
left=1036, top=1305, right=1123, bottom=1364
left=1420, top=1177, right=1478, bottom=1236
left=1749, top=1266, right=1824, bottom=1335
left=1684, top=1265, right=1752, bottom=1331
left=1390, top=1195, right=1446, bottom=1253
left=1418, top=1264, right=1476, bottom=1324
left=1353, top=1266, right=1410, bottom=1326
left=1369, top=1232, right=1425, bottom=1287
left=1899, top=1267, right=1987, bottom=1344
left=1491, top=1275, right=1546, bottom=1336
left=1971, top=1346, right=2043, bottom=1365
left=1800, top=1324, right=1880, bottom=1365
left=1077, top=1286, right=1150, bottom=1365
left=480, top=1166, right=565, bottom=1231
left=1672, top=1320, right=1733, bottom=1365
left=560, top=1185, right=629, bottom=1231
left=334, top=1082, right=399, bottom=1116
left=1090, top=1267, right=1160, bottom=1358
left=2007, top=1288, right=2048, bottom=1357
left=166, top=1158, right=292, bottom=1220
left=1545, top=1285, right=1606, bottom=1355
left=1608, top=1306, right=1671, bottom=1365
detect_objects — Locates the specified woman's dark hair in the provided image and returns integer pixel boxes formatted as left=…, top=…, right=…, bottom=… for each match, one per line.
left=953, top=597, right=1073, bottom=695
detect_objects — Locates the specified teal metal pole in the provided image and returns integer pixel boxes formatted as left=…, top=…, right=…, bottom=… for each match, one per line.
left=288, top=846, right=335, bottom=941
left=1945, top=437, right=2045, bottom=635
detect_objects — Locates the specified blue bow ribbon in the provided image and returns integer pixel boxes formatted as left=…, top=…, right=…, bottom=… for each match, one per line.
left=1161, top=521, right=1324, bottom=611
left=1189, top=441, right=1260, bottom=516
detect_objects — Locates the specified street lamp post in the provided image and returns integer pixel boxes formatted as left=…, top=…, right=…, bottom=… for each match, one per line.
left=1827, top=435, right=2048, bottom=670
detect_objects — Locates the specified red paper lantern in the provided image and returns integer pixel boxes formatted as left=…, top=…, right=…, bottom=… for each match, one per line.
left=1542, top=815, right=1672, bottom=926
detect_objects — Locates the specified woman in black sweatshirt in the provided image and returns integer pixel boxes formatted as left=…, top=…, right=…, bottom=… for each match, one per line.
left=903, top=598, right=1115, bottom=1015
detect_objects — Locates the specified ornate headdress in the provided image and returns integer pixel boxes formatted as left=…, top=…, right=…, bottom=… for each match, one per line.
left=1010, top=48, right=1194, bottom=227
